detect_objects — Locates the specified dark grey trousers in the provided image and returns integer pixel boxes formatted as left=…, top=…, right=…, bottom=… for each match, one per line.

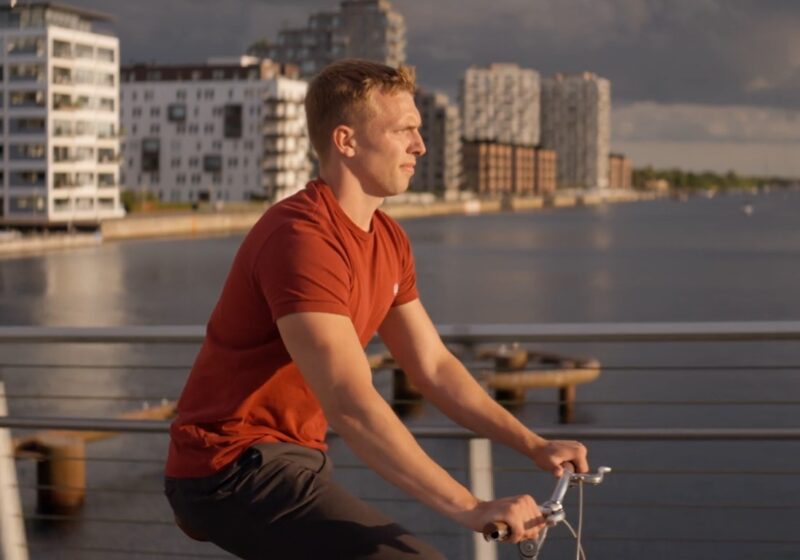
left=165, top=442, right=445, bottom=559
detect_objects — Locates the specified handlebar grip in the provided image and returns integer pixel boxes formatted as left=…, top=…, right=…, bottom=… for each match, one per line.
left=482, top=521, right=509, bottom=542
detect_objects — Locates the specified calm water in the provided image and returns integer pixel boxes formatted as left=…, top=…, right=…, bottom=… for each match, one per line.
left=1, top=189, right=799, bottom=559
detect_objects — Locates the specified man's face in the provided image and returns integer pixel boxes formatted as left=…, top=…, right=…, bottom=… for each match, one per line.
left=349, top=89, right=426, bottom=198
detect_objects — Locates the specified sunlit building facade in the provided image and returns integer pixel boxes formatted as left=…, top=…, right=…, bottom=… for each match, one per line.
left=541, top=72, right=611, bottom=189
left=0, top=2, right=124, bottom=226
left=120, top=59, right=311, bottom=203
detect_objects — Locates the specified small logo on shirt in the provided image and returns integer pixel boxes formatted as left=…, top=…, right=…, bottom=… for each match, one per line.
left=393, top=283, right=399, bottom=296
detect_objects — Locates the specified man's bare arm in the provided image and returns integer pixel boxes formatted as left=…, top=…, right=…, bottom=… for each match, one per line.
left=277, top=311, right=543, bottom=541
left=378, top=300, right=588, bottom=476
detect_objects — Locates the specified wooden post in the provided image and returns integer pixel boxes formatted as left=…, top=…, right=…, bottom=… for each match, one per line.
left=0, top=382, right=29, bottom=560
left=392, top=369, right=423, bottom=418
left=35, top=434, right=86, bottom=515
left=559, top=384, right=577, bottom=424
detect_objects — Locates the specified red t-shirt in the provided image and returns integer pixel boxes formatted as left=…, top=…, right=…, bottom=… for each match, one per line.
left=165, top=180, right=418, bottom=478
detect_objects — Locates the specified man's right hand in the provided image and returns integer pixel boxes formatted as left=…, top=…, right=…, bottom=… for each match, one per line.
left=459, top=495, right=546, bottom=544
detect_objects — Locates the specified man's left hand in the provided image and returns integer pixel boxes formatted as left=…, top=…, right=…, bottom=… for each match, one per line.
left=530, top=440, right=589, bottom=477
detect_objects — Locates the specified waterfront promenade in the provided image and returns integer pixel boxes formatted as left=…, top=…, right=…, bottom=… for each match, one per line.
left=0, top=189, right=653, bottom=257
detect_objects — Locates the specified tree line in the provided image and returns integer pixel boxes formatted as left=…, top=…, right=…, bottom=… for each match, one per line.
left=632, top=166, right=795, bottom=190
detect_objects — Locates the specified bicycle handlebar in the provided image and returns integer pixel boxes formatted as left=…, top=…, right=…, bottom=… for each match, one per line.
left=482, top=464, right=611, bottom=542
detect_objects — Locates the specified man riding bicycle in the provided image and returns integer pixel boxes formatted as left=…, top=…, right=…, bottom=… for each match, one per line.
left=165, top=59, right=589, bottom=559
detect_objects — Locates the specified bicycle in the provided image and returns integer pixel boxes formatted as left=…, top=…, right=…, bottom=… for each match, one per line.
left=482, top=464, right=611, bottom=559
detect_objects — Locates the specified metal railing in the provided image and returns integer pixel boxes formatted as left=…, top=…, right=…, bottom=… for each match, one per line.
left=1, top=322, right=799, bottom=559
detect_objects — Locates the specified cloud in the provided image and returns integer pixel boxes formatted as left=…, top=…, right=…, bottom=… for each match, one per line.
left=613, top=102, right=800, bottom=143
left=59, top=0, right=800, bottom=110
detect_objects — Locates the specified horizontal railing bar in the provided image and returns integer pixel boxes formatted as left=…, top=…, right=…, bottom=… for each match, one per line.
left=22, top=513, right=173, bottom=525
left=2, top=362, right=800, bottom=372
left=2, top=321, right=800, bottom=344
left=2, top=417, right=800, bottom=440
left=6, top=393, right=800, bottom=407
left=567, top=536, right=800, bottom=545
left=25, top=543, right=231, bottom=558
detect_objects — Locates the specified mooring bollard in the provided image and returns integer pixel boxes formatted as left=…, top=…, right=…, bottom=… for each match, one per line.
left=35, top=434, right=86, bottom=515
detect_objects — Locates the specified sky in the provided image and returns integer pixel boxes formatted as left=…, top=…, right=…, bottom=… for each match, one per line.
left=66, top=0, right=800, bottom=177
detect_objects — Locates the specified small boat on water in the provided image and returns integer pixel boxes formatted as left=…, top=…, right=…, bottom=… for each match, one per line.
left=741, top=204, right=754, bottom=215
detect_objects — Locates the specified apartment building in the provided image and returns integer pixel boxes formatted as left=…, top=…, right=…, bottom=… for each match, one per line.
left=460, top=63, right=540, bottom=146
left=534, top=148, right=557, bottom=195
left=0, top=2, right=124, bottom=226
left=252, top=0, right=406, bottom=79
left=462, top=141, right=513, bottom=196
left=120, top=59, right=311, bottom=203
left=609, top=153, right=632, bottom=189
left=412, top=89, right=460, bottom=199
left=541, top=72, right=611, bottom=189
left=512, top=145, right=535, bottom=195
left=463, top=142, right=556, bottom=197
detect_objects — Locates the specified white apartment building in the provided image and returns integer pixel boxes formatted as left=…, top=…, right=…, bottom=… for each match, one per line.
left=120, top=60, right=312, bottom=203
left=461, top=63, right=540, bottom=146
left=254, top=0, right=406, bottom=79
left=412, top=89, right=461, bottom=199
left=0, top=2, right=124, bottom=227
left=541, top=72, right=611, bottom=189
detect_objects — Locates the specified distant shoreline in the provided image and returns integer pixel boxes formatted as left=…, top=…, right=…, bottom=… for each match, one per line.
left=0, top=190, right=657, bottom=258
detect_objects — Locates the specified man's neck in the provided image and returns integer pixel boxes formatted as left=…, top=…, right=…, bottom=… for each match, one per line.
left=319, top=166, right=383, bottom=232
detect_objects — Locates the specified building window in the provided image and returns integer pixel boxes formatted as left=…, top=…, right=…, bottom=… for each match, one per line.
left=203, top=123, right=214, bottom=134
left=141, top=138, right=160, bottom=172
left=171, top=157, right=181, bottom=168
left=10, top=170, right=46, bottom=188
left=8, top=37, right=44, bottom=56
left=176, top=90, right=187, bottom=100
left=188, top=157, right=199, bottom=168
left=10, top=143, right=45, bottom=160
left=203, top=154, right=222, bottom=172
left=144, top=90, right=154, bottom=101
left=52, top=39, right=72, bottom=59
left=10, top=117, right=46, bottom=134
left=9, top=196, right=46, bottom=214
left=150, top=124, right=160, bottom=134
left=224, top=104, right=243, bottom=139
left=212, top=141, right=222, bottom=150
left=98, top=173, right=116, bottom=187
left=168, top=104, right=186, bottom=122
left=133, top=107, right=142, bottom=117
left=10, top=63, right=45, bottom=83
left=75, top=43, right=94, bottom=59
left=150, top=107, right=161, bottom=117
left=188, top=124, right=198, bottom=134
left=97, top=47, right=115, bottom=63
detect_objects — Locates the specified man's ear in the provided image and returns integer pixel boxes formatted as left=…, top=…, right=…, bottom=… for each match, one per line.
left=332, top=125, right=357, bottom=158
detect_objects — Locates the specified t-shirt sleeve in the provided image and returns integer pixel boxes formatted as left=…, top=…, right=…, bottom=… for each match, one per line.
left=256, top=222, right=352, bottom=320
left=392, top=224, right=419, bottom=307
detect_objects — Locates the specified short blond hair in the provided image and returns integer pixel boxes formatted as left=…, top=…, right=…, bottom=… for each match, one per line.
left=305, top=59, right=416, bottom=161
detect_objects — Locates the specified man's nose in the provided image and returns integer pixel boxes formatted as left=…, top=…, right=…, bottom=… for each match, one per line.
left=410, top=130, right=426, bottom=157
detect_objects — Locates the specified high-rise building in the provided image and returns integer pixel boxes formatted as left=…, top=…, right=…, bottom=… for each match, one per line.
left=251, top=0, right=406, bottom=79
left=412, top=89, right=460, bottom=199
left=120, top=59, right=311, bottom=203
left=0, top=2, right=124, bottom=226
left=608, top=153, right=632, bottom=189
left=541, top=72, right=611, bottom=189
left=460, top=63, right=540, bottom=146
